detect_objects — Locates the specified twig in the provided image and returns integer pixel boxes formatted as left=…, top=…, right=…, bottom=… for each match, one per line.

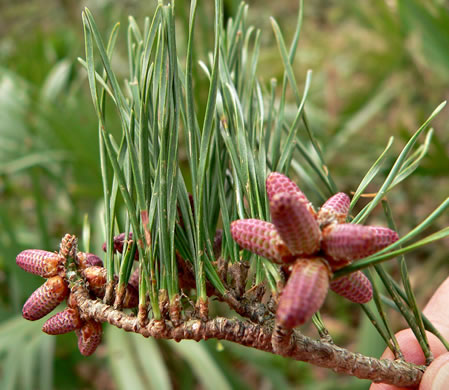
left=72, top=282, right=424, bottom=387
left=272, top=322, right=294, bottom=354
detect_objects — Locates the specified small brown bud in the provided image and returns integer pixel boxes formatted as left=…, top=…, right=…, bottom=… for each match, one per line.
left=42, top=307, right=83, bottom=335
left=169, top=294, right=182, bottom=326
left=276, top=258, right=331, bottom=328
left=102, top=233, right=138, bottom=260
left=82, top=266, right=137, bottom=308
left=76, top=321, right=102, bottom=356
left=159, top=289, right=169, bottom=319
left=82, top=266, right=107, bottom=297
left=77, top=252, right=103, bottom=269
left=138, top=303, right=149, bottom=327
left=198, top=297, right=209, bottom=322
left=16, top=249, right=62, bottom=278
left=22, top=276, right=69, bottom=321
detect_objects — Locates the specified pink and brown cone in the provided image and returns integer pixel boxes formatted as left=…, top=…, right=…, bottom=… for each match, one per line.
left=231, top=172, right=398, bottom=327
left=16, top=249, right=63, bottom=278
left=17, top=239, right=111, bottom=356
left=43, top=307, right=83, bottom=335
left=269, top=192, right=321, bottom=256
left=266, top=172, right=315, bottom=216
left=322, top=224, right=399, bottom=262
left=76, top=321, right=103, bottom=356
left=330, top=271, right=373, bottom=304
left=276, top=258, right=330, bottom=328
left=102, top=232, right=139, bottom=260
left=230, top=219, right=293, bottom=264
left=22, top=276, right=69, bottom=321
left=317, top=192, right=350, bottom=226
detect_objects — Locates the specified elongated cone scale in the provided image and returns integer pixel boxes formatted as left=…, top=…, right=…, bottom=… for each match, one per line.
left=42, top=307, right=83, bottom=335
left=318, top=193, right=350, bottom=226
left=322, top=224, right=399, bottom=261
left=77, top=252, right=103, bottom=269
left=330, top=271, right=373, bottom=304
left=270, top=192, right=321, bottom=256
left=22, top=276, right=69, bottom=321
left=276, top=258, right=330, bottom=328
left=230, top=219, right=293, bottom=264
left=76, top=321, right=102, bottom=356
left=16, top=250, right=62, bottom=278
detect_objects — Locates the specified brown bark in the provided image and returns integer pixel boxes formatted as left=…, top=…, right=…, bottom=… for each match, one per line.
left=71, top=282, right=424, bottom=387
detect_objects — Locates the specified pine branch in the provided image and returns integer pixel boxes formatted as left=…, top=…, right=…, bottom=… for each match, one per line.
left=71, top=280, right=424, bottom=387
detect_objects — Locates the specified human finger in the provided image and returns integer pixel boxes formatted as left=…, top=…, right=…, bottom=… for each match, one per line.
left=370, top=277, right=449, bottom=389
left=419, top=353, right=449, bottom=390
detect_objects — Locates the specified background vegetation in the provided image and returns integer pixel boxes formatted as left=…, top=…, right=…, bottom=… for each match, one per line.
left=0, top=0, right=448, bottom=389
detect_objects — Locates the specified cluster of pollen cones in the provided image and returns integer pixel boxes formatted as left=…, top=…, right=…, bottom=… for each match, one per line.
left=16, top=235, right=139, bottom=356
left=231, top=172, right=399, bottom=329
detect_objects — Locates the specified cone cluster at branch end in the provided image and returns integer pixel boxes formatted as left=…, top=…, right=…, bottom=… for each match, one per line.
left=16, top=235, right=138, bottom=356
left=231, top=172, right=399, bottom=328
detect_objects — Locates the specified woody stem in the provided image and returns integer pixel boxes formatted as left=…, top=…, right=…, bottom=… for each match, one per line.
left=71, top=282, right=424, bottom=387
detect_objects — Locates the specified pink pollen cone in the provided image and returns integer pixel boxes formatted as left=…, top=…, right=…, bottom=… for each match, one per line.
left=318, top=192, right=350, bottom=226
left=276, top=257, right=331, bottom=328
left=322, top=224, right=399, bottom=261
left=330, top=271, right=373, bottom=304
left=230, top=219, right=293, bottom=264
left=270, top=192, right=321, bottom=256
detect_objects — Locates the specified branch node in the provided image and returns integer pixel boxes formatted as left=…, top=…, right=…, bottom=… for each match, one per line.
left=272, top=322, right=294, bottom=355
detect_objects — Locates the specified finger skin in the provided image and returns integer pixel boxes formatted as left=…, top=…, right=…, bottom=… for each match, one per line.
left=419, top=353, right=449, bottom=390
left=370, top=277, right=449, bottom=389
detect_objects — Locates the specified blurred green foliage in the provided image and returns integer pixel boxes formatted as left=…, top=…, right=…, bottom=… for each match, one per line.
left=0, top=0, right=447, bottom=389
